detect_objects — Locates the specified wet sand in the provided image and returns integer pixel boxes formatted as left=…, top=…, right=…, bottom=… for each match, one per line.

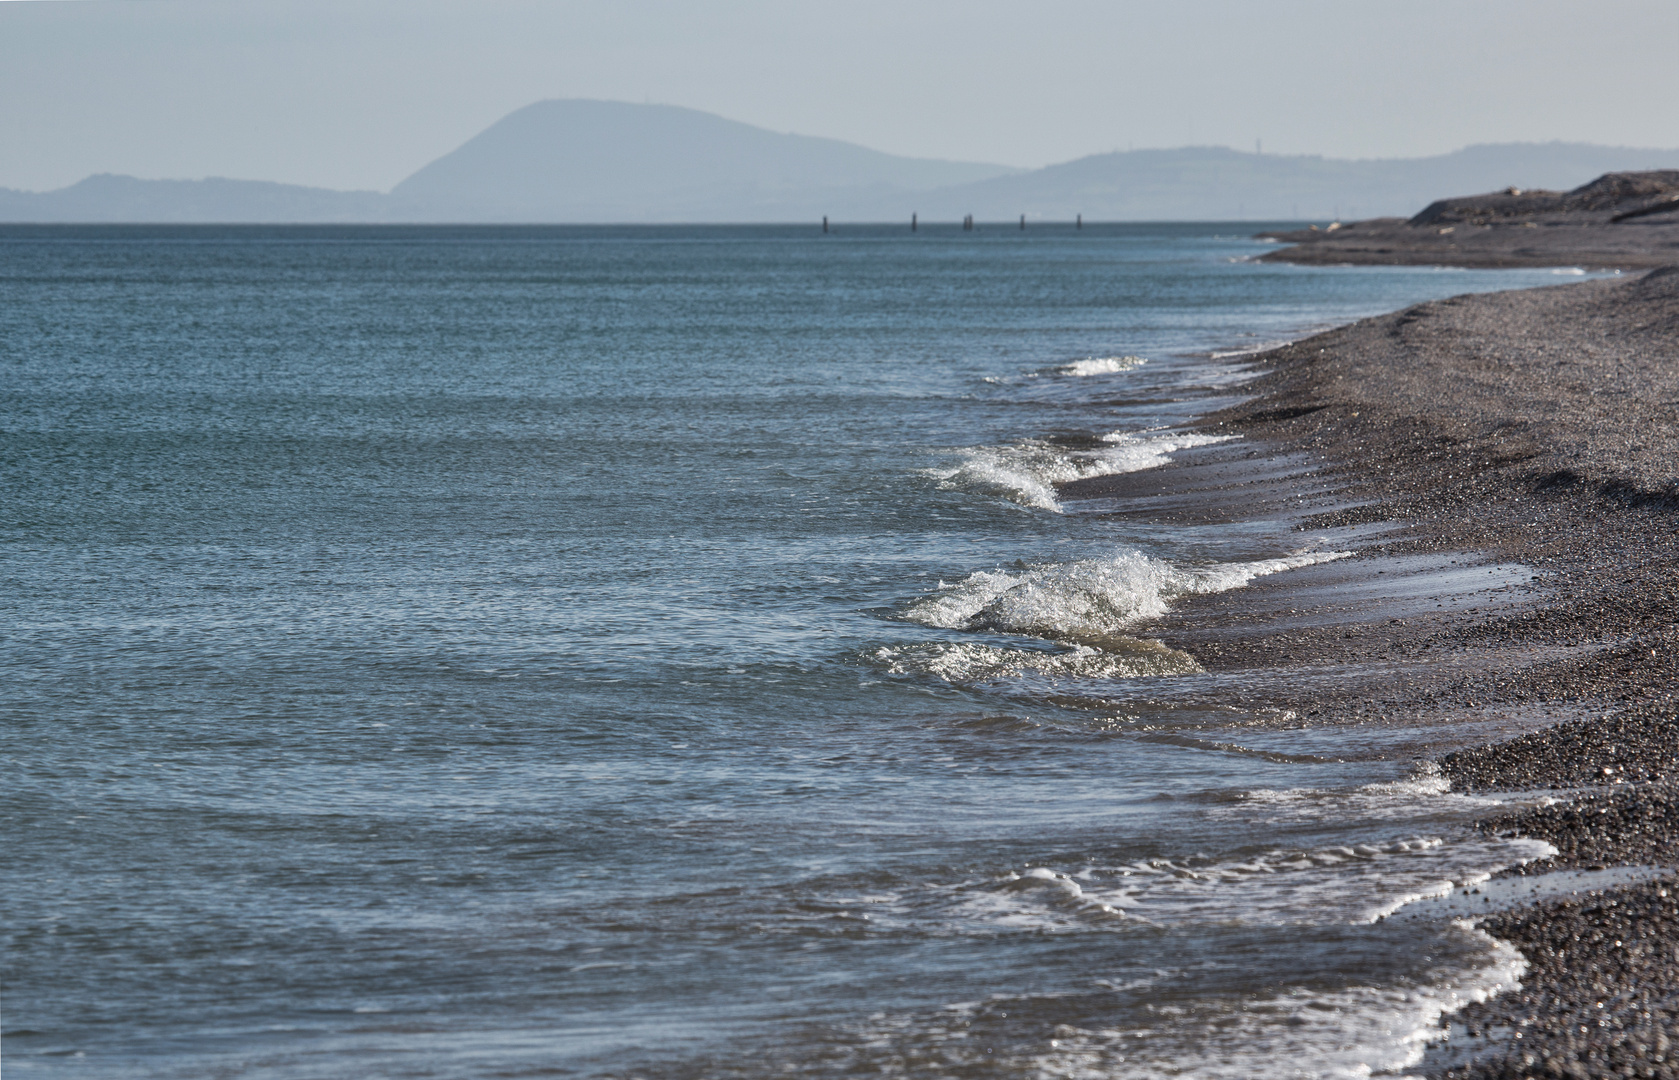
left=1072, top=264, right=1679, bottom=1076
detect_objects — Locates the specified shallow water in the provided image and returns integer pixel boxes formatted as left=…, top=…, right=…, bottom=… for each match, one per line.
left=0, top=224, right=1599, bottom=1077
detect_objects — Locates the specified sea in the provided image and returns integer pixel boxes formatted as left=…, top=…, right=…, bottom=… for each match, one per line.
left=1, top=224, right=1594, bottom=1079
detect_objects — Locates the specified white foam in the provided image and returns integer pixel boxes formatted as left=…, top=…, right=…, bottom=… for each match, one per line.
left=1054, top=355, right=1149, bottom=377
left=826, top=770, right=1548, bottom=1079
left=1207, top=769, right=1514, bottom=828
left=919, top=766, right=1553, bottom=934
left=953, top=832, right=1552, bottom=932
left=927, top=431, right=1235, bottom=512
left=904, top=548, right=1349, bottom=643
left=1025, top=925, right=1526, bottom=1079
left=873, top=639, right=1202, bottom=684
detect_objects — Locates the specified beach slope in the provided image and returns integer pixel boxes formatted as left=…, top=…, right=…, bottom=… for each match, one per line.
left=1198, top=266, right=1679, bottom=1077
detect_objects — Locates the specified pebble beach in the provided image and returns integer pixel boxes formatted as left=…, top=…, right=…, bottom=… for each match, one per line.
left=1177, top=227, right=1679, bottom=1076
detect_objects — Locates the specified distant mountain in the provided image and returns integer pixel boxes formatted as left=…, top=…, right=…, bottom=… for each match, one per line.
left=387, top=99, right=1018, bottom=222
left=0, top=173, right=384, bottom=223
left=4, top=100, right=1679, bottom=223
left=908, top=143, right=1679, bottom=222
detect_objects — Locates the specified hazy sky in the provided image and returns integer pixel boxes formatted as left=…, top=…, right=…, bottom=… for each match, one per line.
left=3, top=0, right=1677, bottom=193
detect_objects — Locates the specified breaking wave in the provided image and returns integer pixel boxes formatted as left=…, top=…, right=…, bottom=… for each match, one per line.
left=904, top=548, right=1350, bottom=645
left=872, top=638, right=1202, bottom=684
left=929, top=430, right=1236, bottom=512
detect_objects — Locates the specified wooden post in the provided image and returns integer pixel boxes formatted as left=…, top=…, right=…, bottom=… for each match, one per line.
left=1076, top=213, right=1082, bottom=229
left=911, top=212, right=917, bottom=232
left=822, top=216, right=828, bottom=233
left=1019, top=214, right=1025, bottom=230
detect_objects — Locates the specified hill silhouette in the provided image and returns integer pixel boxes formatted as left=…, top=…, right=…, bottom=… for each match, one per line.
left=388, top=99, right=1016, bottom=222
left=4, top=100, right=1679, bottom=223
left=0, top=173, right=383, bottom=223
left=910, top=143, right=1679, bottom=222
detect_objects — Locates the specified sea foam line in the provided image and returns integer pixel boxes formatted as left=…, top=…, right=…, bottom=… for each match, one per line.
left=872, top=637, right=1202, bottom=684
left=1021, top=927, right=1526, bottom=1080
left=954, top=830, right=1553, bottom=932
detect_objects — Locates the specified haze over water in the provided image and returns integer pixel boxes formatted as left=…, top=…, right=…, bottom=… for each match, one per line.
left=2, top=224, right=1587, bottom=1077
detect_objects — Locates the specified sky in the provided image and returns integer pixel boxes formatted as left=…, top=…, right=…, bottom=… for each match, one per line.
left=2, top=0, right=1677, bottom=193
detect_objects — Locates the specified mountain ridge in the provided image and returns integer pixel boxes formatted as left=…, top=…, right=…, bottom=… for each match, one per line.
left=5, top=100, right=1679, bottom=223
left=389, top=99, right=1019, bottom=222
left=908, top=142, right=1679, bottom=222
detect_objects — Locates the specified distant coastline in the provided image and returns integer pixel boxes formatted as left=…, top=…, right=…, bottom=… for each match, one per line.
left=5, top=100, right=1679, bottom=224
left=1259, top=170, right=1679, bottom=270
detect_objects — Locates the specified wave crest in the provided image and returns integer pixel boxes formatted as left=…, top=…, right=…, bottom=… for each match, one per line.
left=905, top=549, right=1350, bottom=644
left=929, top=431, right=1235, bottom=512
left=873, top=639, right=1202, bottom=684
left=1052, top=354, right=1149, bottom=377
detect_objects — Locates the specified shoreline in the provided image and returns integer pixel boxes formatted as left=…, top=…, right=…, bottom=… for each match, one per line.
left=1107, top=264, right=1679, bottom=1076
left=1257, top=223, right=1679, bottom=271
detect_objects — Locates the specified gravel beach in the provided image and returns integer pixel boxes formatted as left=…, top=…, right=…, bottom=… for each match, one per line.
left=1175, top=262, right=1679, bottom=1076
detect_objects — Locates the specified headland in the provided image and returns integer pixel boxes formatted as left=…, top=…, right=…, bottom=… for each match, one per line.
left=1258, top=170, right=1679, bottom=271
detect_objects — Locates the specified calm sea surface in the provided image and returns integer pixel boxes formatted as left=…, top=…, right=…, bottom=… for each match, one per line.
left=2, top=225, right=1586, bottom=1078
